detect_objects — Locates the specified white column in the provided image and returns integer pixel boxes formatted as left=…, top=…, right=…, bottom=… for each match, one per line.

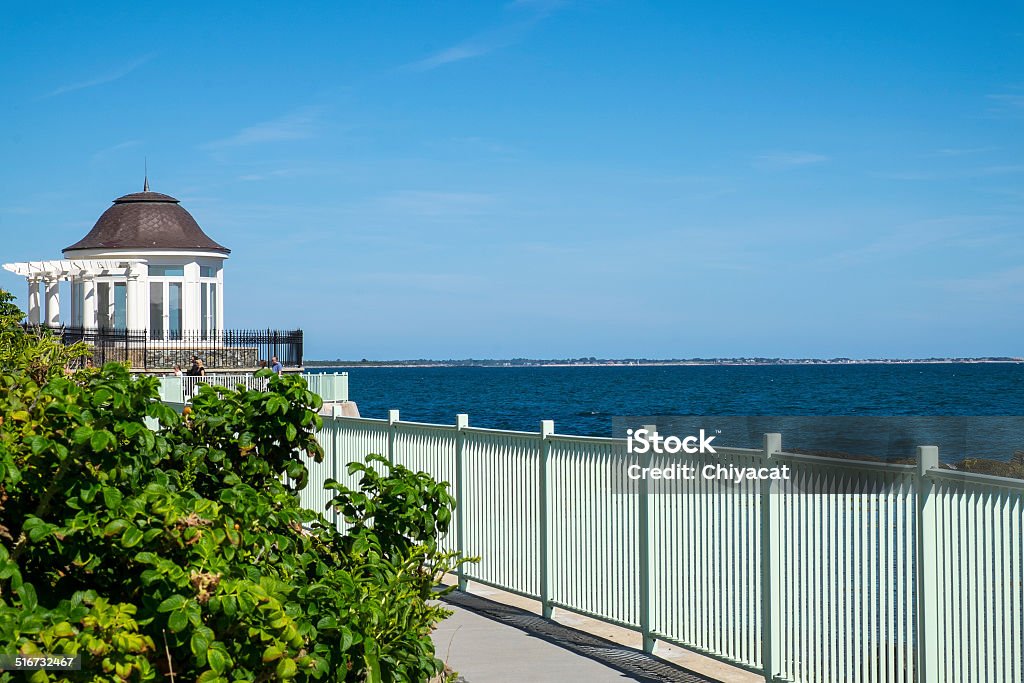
left=45, top=279, right=60, bottom=326
left=126, top=274, right=141, bottom=330
left=216, top=273, right=224, bottom=330
left=27, top=279, right=41, bottom=325
left=184, top=262, right=201, bottom=333
left=81, top=277, right=97, bottom=329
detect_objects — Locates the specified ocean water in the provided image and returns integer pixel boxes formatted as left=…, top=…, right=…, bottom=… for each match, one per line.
left=308, top=364, right=1024, bottom=460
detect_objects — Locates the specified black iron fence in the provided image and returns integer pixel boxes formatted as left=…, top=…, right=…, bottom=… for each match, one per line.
left=27, top=325, right=303, bottom=371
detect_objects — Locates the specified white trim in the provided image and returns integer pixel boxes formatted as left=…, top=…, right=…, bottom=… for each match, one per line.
left=3, top=259, right=146, bottom=280
left=64, top=248, right=228, bottom=260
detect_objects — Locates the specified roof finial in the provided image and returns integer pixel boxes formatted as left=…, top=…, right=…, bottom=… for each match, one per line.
left=144, top=157, right=149, bottom=192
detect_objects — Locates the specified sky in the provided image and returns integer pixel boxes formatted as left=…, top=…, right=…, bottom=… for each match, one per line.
left=1, top=1, right=1022, bottom=359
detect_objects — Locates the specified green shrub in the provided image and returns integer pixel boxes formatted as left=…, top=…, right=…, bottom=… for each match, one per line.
left=0, top=290, right=462, bottom=682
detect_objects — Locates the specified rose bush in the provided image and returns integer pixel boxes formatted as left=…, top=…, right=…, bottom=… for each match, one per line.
left=0, top=290, right=462, bottom=682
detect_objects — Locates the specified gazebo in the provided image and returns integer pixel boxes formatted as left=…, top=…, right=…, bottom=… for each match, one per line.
left=3, top=181, right=302, bottom=370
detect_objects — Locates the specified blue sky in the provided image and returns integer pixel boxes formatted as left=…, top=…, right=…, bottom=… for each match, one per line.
left=1, top=1, right=1022, bottom=359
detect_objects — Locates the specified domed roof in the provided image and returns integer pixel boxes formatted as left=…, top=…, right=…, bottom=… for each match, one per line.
left=63, top=189, right=230, bottom=255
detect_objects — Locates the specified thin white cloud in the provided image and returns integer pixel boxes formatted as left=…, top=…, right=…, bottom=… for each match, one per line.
left=508, top=0, right=568, bottom=10
left=91, top=139, right=142, bottom=162
left=874, top=164, right=1024, bottom=181
left=821, top=215, right=1012, bottom=267
left=374, top=190, right=496, bottom=217
left=202, top=107, right=323, bottom=149
left=46, top=53, right=156, bottom=97
left=357, top=270, right=487, bottom=293
left=237, top=168, right=311, bottom=182
left=977, top=164, right=1024, bottom=175
left=753, top=151, right=828, bottom=169
left=404, top=1, right=566, bottom=71
left=409, top=44, right=498, bottom=71
left=940, top=265, right=1024, bottom=299
left=925, top=146, right=997, bottom=157
left=436, top=136, right=520, bottom=156
left=987, top=92, right=1024, bottom=115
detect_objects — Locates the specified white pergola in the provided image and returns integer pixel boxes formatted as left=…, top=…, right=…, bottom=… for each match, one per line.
left=3, top=259, right=146, bottom=327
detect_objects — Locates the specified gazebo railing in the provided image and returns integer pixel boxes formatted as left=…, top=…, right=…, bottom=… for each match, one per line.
left=26, top=324, right=303, bottom=370
left=155, top=372, right=348, bottom=404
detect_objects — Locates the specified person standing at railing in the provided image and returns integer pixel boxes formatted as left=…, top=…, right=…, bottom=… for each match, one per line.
left=186, top=355, right=206, bottom=377
left=271, top=356, right=282, bottom=375
left=172, top=364, right=183, bottom=377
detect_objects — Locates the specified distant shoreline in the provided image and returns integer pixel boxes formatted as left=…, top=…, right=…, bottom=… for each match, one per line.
left=305, top=357, right=1023, bottom=368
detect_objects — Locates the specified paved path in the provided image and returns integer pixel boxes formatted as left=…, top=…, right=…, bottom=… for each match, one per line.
left=432, top=591, right=720, bottom=683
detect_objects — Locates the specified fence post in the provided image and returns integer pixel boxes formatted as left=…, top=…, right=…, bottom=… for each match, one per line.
left=455, top=414, right=469, bottom=591
left=639, top=423, right=656, bottom=654
left=916, top=445, right=939, bottom=683
left=760, top=432, right=782, bottom=682
left=331, top=403, right=342, bottom=529
left=387, top=409, right=400, bottom=465
left=539, top=419, right=554, bottom=618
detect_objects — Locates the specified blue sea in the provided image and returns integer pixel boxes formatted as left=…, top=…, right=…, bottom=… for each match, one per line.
left=308, top=364, right=1024, bottom=461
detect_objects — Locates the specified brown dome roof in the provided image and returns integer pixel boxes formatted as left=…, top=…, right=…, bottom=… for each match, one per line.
left=63, top=190, right=229, bottom=254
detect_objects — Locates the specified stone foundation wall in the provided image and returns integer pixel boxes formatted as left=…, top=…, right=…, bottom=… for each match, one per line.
left=145, top=347, right=259, bottom=370
left=84, top=344, right=260, bottom=371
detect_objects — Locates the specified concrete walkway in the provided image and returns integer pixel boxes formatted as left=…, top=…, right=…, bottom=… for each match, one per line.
left=431, top=590, right=724, bottom=683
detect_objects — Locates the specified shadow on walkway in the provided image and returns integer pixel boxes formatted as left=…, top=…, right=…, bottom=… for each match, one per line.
left=440, top=589, right=721, bottom=683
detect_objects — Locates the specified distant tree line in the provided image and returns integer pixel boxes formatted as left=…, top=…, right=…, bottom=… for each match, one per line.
left=304, top=356, right=1022, bottom=367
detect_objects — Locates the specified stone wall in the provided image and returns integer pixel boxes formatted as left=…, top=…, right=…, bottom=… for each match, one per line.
left=84, top=344, right=260, bottom=371
left=144, top=346, right=259, bottom=371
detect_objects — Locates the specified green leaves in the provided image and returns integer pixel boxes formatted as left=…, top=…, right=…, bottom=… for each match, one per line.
left=103, top=519, right=128, bottom=537
left=191, top=626, right=213, bottom=661
left=80, top=483, right=99, bottom=503
left=102, top=486, right=123, bottom=510
left=157, top=595, right=187, bottom=613
left=0, top=300, right=461, bottom=683
left=363, top=653, right=382, bottom=683
left=73, top=425, right=94, bottom=444
left=332, top=456, right=457, bottom=559
left=121, top=526, right=144, bottom=548
left=265, top=394, right=289, bottom=415
left=90, top=428, right=113, bottom=451
left=168, top=608, right=189, bottom=632
left=206, top=645, right=230, bottom=674
left=16, top=583, right=38, bottom=611
left=22, top=516, right=56, bottom=542
left=276, top=657, right=297, bottom=679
